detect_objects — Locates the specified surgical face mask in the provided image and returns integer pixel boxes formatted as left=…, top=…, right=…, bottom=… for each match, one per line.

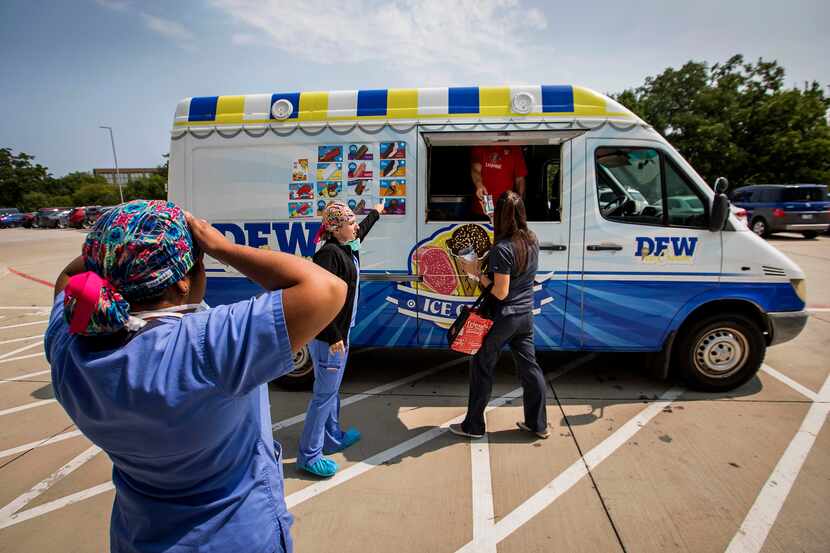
left=126, top=302, right=209, bottom=331
left=345, top=238, right=361, bottom=252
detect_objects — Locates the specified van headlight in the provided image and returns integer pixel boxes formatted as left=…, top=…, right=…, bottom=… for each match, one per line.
left=790, top=279, right=807, bottom=303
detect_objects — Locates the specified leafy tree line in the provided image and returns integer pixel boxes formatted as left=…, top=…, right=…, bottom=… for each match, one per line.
left=614, top=55, right=830, bottom=190
left=0, top=148, right=167, bottom=211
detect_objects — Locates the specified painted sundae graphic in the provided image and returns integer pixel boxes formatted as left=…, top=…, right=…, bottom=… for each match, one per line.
left=387, top=224, right=554, bottom=329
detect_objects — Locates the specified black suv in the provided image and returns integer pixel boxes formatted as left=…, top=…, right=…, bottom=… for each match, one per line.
left=730, top=184, right=830, bottom=238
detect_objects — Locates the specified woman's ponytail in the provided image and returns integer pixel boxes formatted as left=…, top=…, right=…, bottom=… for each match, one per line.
left=63, top=271, right=132, bottom=336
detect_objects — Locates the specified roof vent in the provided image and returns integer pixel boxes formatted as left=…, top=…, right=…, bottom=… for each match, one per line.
left=271, top=99, right=293, bottom=120
left=511, top=92, right=534, bottom=114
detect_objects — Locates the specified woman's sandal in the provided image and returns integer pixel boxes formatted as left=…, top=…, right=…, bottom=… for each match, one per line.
left=516, top=421, right=551, bottom=439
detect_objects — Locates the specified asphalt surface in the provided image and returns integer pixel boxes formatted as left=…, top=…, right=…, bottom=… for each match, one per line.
left=0, top=228, right=828, bottom=553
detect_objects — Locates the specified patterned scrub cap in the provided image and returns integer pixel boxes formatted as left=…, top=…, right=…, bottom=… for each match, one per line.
left=64, top=200, right=198, bottom=335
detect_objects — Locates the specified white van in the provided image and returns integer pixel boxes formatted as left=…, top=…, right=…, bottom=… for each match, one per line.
left=168, top=85, right=809, bottom=392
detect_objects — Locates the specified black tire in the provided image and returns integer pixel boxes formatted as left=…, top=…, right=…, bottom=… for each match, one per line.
left=674, top=313, right=765, bottom=392
left=273, top=345, right=315, bottom=390
left=751, top=217, right=770, bottom=238
left=802, top=231, right=818, bottom=239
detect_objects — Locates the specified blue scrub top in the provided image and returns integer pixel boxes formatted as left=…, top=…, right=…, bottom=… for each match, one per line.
left=45, top=291, right=296, bottom=553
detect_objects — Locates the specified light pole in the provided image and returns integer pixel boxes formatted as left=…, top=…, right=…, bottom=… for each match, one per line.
left=99, top=126, right=124, bottom=203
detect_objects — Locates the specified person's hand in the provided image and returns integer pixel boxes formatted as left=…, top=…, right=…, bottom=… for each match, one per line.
left=185, top=212, right=231, bottom=259
left=475, top=187, right=486, bottom=202
left=330, top=340, right=345, bottom=354
left=374, top=202, right=385, bottom=214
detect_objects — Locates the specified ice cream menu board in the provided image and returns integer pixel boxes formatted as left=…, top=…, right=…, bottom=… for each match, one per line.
left=288, top=141, right=407, bottom=218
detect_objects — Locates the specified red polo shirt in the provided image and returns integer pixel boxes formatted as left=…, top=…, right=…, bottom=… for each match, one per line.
left=471, top=146, right=528, bottom=213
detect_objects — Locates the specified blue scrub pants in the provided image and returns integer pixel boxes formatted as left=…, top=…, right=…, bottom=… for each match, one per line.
left=297, top=339, right=350, bottom=466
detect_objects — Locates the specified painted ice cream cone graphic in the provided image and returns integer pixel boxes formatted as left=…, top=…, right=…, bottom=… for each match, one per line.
left=445, top=224, right=492, bottom=296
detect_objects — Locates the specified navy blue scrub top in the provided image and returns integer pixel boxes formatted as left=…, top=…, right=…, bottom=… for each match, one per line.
left=45, top=291, right=296, bottom=553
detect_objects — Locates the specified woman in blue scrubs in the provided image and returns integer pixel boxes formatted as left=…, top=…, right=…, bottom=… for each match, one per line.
left=297, top=201, right=383, bottom=477
left=45, top=200, right=346, bottom=553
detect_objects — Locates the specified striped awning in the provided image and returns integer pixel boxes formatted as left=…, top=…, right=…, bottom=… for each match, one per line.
left=173, top=85, right=637, bottom=127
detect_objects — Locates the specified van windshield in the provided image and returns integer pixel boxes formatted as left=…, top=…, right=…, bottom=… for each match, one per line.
left=783, top=187, right=828, bottom=202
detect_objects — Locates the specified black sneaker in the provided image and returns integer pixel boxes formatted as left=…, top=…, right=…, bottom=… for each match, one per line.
left=448, top=423, right=484, bottom=439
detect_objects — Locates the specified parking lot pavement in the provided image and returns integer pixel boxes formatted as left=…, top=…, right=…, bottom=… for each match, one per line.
left=0, top=228, right=828, bottom=552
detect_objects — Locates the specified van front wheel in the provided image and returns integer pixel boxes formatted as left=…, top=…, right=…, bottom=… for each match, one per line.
left=675, top=314, right=765, bottom=392
left=274, top=345, right=315, bottom=390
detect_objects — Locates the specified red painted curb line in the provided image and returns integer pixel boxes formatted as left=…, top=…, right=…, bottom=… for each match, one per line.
left=8, top=268, right=54, bottom=288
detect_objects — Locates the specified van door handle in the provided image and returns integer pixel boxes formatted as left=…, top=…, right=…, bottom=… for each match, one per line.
left=587, top=243, right=623, bottom=251
left=540, top=244, right=567, bottom=251
left=361, top=273, right=422, bottom=283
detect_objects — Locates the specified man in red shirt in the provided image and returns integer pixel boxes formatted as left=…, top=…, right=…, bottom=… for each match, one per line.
left=470, top=146, right=527, bottom=216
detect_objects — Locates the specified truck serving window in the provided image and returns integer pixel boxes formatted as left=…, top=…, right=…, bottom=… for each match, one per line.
left=423, top=131, right=580, bottom=223
left=595, top=147, right=709, bottom=230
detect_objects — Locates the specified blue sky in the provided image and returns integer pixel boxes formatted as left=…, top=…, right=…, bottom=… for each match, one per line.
left=1, top=0, right=828, bottom=177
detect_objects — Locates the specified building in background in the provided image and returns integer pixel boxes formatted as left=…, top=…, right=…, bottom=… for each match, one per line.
left=93, top=167, right=162, bottom=186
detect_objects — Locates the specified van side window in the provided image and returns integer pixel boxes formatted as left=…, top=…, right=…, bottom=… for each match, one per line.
left=427, top=144, right=562, bottom=223
left=595, top=147, right=708, bottom=229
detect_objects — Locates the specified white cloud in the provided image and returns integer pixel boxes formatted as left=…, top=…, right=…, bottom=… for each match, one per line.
left=231, top=33, right=258, bottom=46
left=212, top=0, right=550, bottom=84
left=141, top=13, right=196, bottom=47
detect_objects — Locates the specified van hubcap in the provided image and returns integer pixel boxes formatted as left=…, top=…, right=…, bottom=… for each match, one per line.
left=693, top=328, right=748, bottom=379
left=289, top=346, right=312, bottom=378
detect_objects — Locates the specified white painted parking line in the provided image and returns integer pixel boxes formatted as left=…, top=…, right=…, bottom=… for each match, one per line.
left=0, top=368, right=51, bottom=385
left=0, top=430, right=84, bottom=460
left=808, top=307, right=830, bottom=313
left=760, top=364, right=820, bottom=402
left=285, top=356, right=595, bottom=509
left=0, top=352, right=43, bottom=365
left=0, top=399, right=57, bottom=417
left=0, top=306, right=51, bottom=310
left=725, top=373, right=830, bottom=553
left=0, top=482, right=114, bottom=531
left=0, top=334, right=44, bottom=346
left=455, top=386, right=685, bottom=552
left=470, top=435, right=496, bottom=553
left=0, top=444, right=102, bottom=525
left=271, top=356, right=468, bottom=431
left=0, top=341, right=42, bottom=361
left=0, top=320, right=48, bottom=332
left=0, top=355, right=485, bottom=529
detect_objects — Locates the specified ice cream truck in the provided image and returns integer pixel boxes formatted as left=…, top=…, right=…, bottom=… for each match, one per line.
left=168, top=85, right=809, bottom=391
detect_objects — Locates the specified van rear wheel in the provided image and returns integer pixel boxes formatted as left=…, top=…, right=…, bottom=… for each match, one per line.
left=802, top=231, right=818, bottom=239
left=674, top=314, right=765, bottom=392
left=274, top=345, right=315, bottom=390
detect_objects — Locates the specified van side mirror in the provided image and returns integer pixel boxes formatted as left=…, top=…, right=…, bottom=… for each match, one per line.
left=709, top=193, right=730, bottom=232
left=714, top=177, right=729, bottom=194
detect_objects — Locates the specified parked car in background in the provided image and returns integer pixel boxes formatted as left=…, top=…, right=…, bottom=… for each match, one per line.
left=68, top=205, right=104, bottom=228
left=21, top=212, right=36, bottom=227
left=0, top=208, right=24, bottom=228
left=35, top=207, right=72, bottom=228
left=731, top=184, right=830, bottom=238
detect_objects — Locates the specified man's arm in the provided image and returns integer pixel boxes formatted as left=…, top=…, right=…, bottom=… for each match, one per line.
left=471, top=161, right=487, bottom=206
left=514, top=176, right=526, bottom=199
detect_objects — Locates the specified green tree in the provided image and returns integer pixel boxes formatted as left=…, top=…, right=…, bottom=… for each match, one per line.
left=614, top=55, right=830, bottom=189
left=125, top=174, right=167, bottom=201
left=72, top=183, right=121, bottom=207
left=0, top=148, right=50, bottom=208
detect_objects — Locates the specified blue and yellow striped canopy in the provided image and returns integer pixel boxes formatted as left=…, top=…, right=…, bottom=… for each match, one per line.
left=173, top=85, right=635, bottom=127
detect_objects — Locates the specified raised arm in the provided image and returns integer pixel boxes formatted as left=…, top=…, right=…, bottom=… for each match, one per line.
left=187, top=213, right=346, bottom=352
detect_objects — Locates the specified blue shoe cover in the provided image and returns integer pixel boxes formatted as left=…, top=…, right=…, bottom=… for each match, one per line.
left=299, top=457, right=338, bottom=478
left=324, top=428, right=361, bottom=455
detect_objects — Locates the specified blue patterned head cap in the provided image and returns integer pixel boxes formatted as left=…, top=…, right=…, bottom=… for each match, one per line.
left=63, top=200, right=199, bottom=335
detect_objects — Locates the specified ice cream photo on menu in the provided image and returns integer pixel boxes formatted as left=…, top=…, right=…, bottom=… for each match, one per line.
left=380, top=159, right=406, bottom=177
left=316, top=162, right=342, bottom=181
left=317, top=181, right=342, bottom=198
left=348, top=161, right=373, bottom=179
left=380, top=141, right=406, bottom=159
left=317, top=145, right=343, bottom=163
left=348, top=144, right=373, bottom=160
left=347, top=180, right=373, bottom=196
left=292, top=159, right=309, bottom=181
left=288, top=201, right=314, bottom=218
left=289, top=182, right=314, bottom=200
left=380, top=179, right=406, bottom=197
